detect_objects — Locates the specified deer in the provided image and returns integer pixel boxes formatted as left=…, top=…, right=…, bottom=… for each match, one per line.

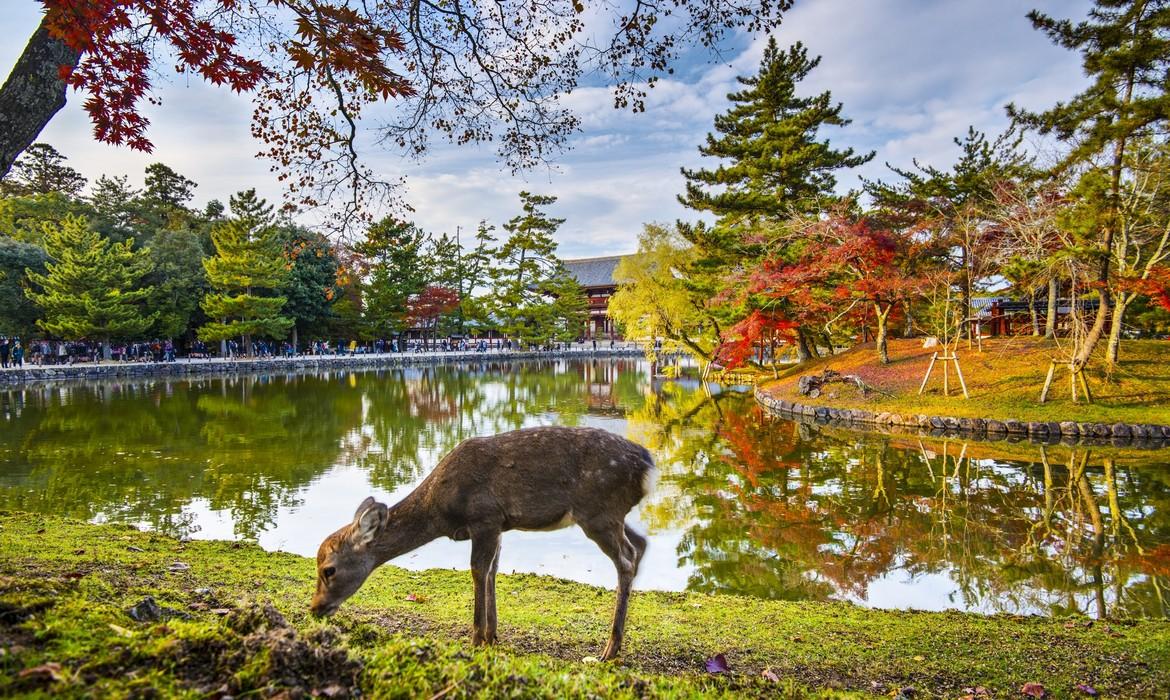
left=310, top=425, right=655, bottom=661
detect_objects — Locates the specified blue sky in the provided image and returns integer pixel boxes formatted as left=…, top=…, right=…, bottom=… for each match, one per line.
left=1, top=0, right=1091, bottom=258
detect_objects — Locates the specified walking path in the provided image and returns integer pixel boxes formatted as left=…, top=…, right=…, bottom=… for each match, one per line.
left=0, top=346, right=644, bottom=386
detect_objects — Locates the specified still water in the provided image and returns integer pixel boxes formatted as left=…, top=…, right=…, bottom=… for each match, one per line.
left=0, top=359, right=1166, bottom=618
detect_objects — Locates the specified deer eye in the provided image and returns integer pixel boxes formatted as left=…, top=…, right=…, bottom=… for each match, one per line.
left=322, top=566, right=336, bottom=579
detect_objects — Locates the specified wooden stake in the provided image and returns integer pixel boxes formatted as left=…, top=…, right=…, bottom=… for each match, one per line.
left=1077, top=369, right=1093, bottom=403
left=919, top=352, right=938, bottom=395
left=943, top=354, right=950, bottom=396
left=951, top=355, right=970, bottom=399
left=1040, top=361, right=1057, bottom=403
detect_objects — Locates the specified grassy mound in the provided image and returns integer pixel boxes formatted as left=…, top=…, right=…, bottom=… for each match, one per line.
left=760, top=337, right=1170, bottom=426
left=0, top=512, right=1167, bottom=698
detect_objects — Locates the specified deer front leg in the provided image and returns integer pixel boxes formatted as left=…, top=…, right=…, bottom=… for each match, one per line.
left=470, top=531, right=501, bottom=645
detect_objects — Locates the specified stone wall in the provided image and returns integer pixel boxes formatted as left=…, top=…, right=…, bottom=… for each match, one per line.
left=0, top=349, right=644, bottom=388
left=754, top=386, right=1170, bottom=449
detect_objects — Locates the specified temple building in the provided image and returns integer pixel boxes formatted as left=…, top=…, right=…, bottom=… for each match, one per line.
left=562, top=255, right=627, bottom=340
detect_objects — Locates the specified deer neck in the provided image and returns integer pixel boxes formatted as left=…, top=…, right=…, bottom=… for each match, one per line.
left=371, top=491, right=441, bottom=564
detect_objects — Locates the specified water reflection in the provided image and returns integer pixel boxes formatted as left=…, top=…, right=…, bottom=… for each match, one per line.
left=0, top=360, right=1166, bottom=618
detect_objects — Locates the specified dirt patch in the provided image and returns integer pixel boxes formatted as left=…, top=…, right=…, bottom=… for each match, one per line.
left=162, top=603, right=364, bottom=699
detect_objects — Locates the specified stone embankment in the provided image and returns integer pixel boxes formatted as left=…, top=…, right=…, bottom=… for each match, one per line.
left=754, top=386, right=1170, bottom=448
left=0, top=348, right=643, bottom=387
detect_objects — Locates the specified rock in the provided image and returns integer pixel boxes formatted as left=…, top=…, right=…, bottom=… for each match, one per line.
left=986, top=420, right=1007, bottom=434
left=943, top=416, right=960, bottom=430
left=1131, top=424, right=1148, bottom=439
left=128, top=597, right=163, bottom=622
left=1059, top=421, right=1080, bottom=436
left=958, top=417, right=976, bottom=432
left=1028, top=422, right=1048, bottom=435
left=1092, top=423, right=1112, bottom=438
left=1111, top=423, right=1132, bottom=438
left=1004, top=420, right=1027, bottom=434
left=929, top=416, right=947, bottom=430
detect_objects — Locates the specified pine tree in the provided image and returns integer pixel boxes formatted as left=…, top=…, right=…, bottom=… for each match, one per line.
left=354, top=217, right=429, bottom=339
left=1, top=143, right=87, bottom=197
left=198, top=191, right=292, bottom=350
left=489, top=192, right=584, bottom=346
left=679, top=37, right=872, bottom=222
left=25, top=215, right=156, bottom=348
left=1009, top=0, right=1170, bottom=368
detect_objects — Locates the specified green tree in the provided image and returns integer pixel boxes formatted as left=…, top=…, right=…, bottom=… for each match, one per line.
left=489, top=192, right=583, bottom=345
left=354, top=217, right=429, bottom=339
left=88, top=174, right=142, bottom=244
left=24, top=215, right=156, bottom=348
left=1, top=143, right=86, bottom=197
left=198, top=192, right=292, bottom=350
left=0, top=191, right=92, bottom=244
left=142, top=162, right=197, bottom=208
left=1009, top=0, right=1170, bottom=370
left=0, top=237, right=47, bottom=336
left=278, top=226, right=340, bottom=348
left=680, top=38, right=872, bottom=222
left=610, top=223, right=718, bottom=360
left=148, top=225, right=209, bottom=340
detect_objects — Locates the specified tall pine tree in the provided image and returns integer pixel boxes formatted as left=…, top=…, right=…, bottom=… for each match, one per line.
left=354, top=217, right=429, bottom=340
left=25, top=215, right=156, bottom=349
left=490, top=192, right=585, bottom=346
left=1009, top=0, right=1170, bottom=368
left=680, top=37, right=872, bottom=222
left=198, top=190, right=292, bottom=351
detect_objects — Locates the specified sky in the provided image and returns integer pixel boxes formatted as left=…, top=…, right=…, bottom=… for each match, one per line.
left=1, top=0, right=1093, bottom=258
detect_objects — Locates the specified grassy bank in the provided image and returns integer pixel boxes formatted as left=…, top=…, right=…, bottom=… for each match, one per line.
left=1, top=514, right=1168, bottom=698
left=759, top=337, right=1170, bottom=426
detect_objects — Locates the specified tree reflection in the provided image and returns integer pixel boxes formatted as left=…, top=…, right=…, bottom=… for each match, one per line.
left=630, top=381, right=1170, bottom=618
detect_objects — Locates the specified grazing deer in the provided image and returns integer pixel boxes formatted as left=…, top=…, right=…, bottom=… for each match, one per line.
left=311, top=426, right=655, bottom=660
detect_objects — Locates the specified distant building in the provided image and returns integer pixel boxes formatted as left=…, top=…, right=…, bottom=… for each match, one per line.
left=562, top=255, right=628, bottom=340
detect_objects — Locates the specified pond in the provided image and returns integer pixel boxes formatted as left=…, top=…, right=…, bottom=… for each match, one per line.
left=0, top=358, right=1167, bottom=619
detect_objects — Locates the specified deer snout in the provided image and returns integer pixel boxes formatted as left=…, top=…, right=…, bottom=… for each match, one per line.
left=309, top=596, right=338, bottom=618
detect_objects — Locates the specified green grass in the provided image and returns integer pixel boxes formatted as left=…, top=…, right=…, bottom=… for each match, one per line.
left=0, top=513, right=1167, bottom=698
left=760, top=337, right=1170, bottom=426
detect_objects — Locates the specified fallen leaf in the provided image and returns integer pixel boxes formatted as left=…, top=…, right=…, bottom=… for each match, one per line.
left=761, top=668, right=780, bottom=682
left=405, top=593, right=428, bottom=603
left=581, top=656, right=599, bottom=664
left=1075, top=684, right=1099, bottom=697
left=210, top=608, right=233, bottom=615
left=912, top=655, right=925, bottom=662
left=167, top=562, right=190, bottom=572
left=1021, top=682, right=1047, bottom=698
left=108, top=623, right=133, bottom=638
left=704, top=653, right=730, bottom=674
left=18, top=662, right=66, bottom=682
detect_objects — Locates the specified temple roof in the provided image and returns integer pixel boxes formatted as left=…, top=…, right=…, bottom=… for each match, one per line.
left=562, top=255, right=627, bottom=288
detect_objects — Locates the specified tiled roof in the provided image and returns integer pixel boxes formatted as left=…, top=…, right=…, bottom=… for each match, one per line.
left=562, top=255, right=627, bottom=288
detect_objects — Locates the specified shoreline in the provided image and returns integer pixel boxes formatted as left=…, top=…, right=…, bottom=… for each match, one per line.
left=0, top=347, right=644, bottom=387
left=754, top=384, right=1170, bottom=449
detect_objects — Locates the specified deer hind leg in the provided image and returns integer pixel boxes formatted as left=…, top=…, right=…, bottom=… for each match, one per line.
left=470, top=531, right=501, bottom=646
left=581, top=518, right=640, bottom=661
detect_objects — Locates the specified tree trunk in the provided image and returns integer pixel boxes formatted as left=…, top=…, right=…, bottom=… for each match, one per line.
left=796, top=329, right=813, bottom=362
left=875, top=304, right=890, bottom=365
left=0, top=17, right=81, bottom=180
left=1044, top=277, right=1057, bottom=339
left=1105, top=294, right=1131, bottom=367
left=1072, top=288, right=1111, bottom=372
left=292, top=325, right=299, bottom=353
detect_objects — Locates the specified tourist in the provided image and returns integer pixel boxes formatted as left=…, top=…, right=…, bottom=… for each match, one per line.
left=0, top=337, right=8, bottom=368
left=12, top=340, right=23, bottom=368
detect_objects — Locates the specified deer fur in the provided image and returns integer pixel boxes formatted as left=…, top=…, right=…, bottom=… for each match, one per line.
left=311, top=426, right=655, bottom=660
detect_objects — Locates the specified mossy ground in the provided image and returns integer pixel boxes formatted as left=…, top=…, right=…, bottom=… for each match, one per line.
left=759, top=337, right=1170, bottom=426
left=1, top=513, right=1167, bottom=698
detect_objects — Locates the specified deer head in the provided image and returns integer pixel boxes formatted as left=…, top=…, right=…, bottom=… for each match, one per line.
left=310, top=496, right=388, bottom=617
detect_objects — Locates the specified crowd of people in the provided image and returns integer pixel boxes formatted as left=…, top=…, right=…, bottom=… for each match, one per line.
left=0, top=335, right=630, bottom=368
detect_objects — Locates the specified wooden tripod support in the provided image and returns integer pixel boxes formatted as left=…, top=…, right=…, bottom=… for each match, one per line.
left=918, top=352, right=970, bottom=399
left=1039, top=360, right=1093, bottom=404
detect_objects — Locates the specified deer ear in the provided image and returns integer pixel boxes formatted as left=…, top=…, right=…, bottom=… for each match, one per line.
left=351, top=499, right=387, bottom=547
left=353, top=496, right=376, bottom=520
